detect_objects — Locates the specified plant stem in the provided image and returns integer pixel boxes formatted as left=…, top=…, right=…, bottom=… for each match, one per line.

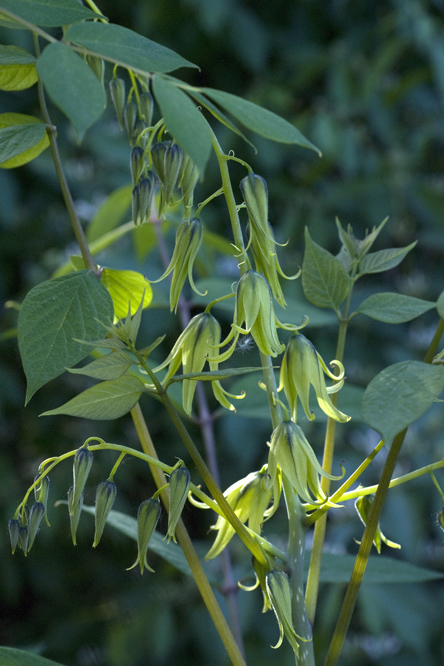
left=283, top=476, right=315, bottom=666
left=34, top=35, right=96, bottom=274
left=130, top=404, right=247, bottom=666
left=305, top=310, right=350, bottom=623
left=324, top=316, right=444, bottom=666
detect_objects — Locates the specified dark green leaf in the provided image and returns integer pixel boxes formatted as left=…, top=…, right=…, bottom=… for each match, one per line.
left=18, top=271, right=114, bottom=403
left=0, top=122, right=46, bottom=164
left=152, top=75, right=212, bottom=175
left=202, top=87, right=321, bottom=153
left=37, top=42, right=106, bottom=139
left=64, top=22, right=196, bottom=74
left=188, top=89, right=254, bottom=148
left=361, top=360, right=444, bottom=442
left=303, top=553, right=444, bottom=584
left=355, top=292, right=436, bottom=323
left=358, top=242, right=417, bottom=275
left=0, top=0, right=102, bottom=26
left=41, top=375, right=144, bottom=420
left=0, top=44, right=35, bottom=64
left=68, top=351, right=134, bottom=380
left=302, top=228, right=351, bottom=310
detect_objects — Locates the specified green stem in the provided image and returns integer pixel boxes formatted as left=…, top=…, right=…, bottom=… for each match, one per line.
left=34, top=34, right=96, bottom=274
left=305, top=309, right=350, bottom=623
left=130, top=404, right=247, bottom=666
left=283, top=476, right=315, bottom=666
left=324, top=316, right=444, bottom=666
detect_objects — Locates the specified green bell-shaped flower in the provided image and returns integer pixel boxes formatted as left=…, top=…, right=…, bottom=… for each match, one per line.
left=128, top=498, right=161, bottom=574
left=267, top=420, right=341, bottom=505
left=279, top=333, right=350, bottom=423
left=153, top=312, right=241, bottom=415
left=213, top=271, right=299, bottom=363
left=266, top=570, right=310, bottom=655
left=240, top=174, right=299, bottom=307
left=205, top=467, right=281, bottom=560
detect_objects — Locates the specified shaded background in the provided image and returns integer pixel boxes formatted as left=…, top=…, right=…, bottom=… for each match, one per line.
left=1, top=1, right=444, bottom=665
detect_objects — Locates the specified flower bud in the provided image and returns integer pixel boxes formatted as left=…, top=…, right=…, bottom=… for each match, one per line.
left=132, top=184, right=140, bottom=225
left=8, top=518, right=20, bottom=554
left=130, top=146, right=145, bottom=185
left=151, top=141, right=168, bottom=185
left=93, top=480, right=117, bottom=547
left=86, top=54, right=104, bottom=84
left=266, top=570, right=308, bottom=654
left=34, top=473, right=50, bottom=526
left=138, top=173, right=157, bottom=224
left=140, top=91, right=153, bottom=125
left=68, top=485, right=84, bottom=546
left=167, top=466, right=190, bottom=543
left=72, top=447, right=94, bottom=509
left=27, top=502, right=45, bottom=552
left=128, top=498, right=161, bottom=574
left=109, top=77, right=126, bottom=130
left=124, top=101, right=138, bottom=145
left=178, top=153, right=199, bottom=209
left=19, top=525, right=29, bottom=555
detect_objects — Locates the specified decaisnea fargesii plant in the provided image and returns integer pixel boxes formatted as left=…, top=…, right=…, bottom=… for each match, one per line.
left=3, top=2, right=444, bottom=666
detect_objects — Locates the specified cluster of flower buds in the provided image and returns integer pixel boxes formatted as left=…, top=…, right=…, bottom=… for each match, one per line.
left=267, top=420, right=341, bottom=505
left=355, top=494, right=400, bottom=553
left=151, top=140, right=183, bottom=211
left=279, top=332, right=350, bottom=423
left=109, top=76, right=154, bottom=146
left=9, top=471, right=51, bottom=556
left=153, top=312, right=242, bottom=414
left=240, top=174, right=298, bottom=307
left=205, top=467, right=281, bottom=560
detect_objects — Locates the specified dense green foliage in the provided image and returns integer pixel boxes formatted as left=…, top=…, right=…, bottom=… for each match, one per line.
left=2, top=2, right=444, bottom=666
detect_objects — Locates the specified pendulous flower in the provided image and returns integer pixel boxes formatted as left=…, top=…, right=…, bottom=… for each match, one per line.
left=153, top=312, right=241, bottom=415
left=205, top=467, right=281, bottom=560
left=279, top=332, right=350, bottom=423
left=267, top=420, right=341, bottom=505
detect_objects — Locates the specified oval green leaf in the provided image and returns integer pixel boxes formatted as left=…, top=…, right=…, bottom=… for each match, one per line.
left=355, top=293, right=436, bottom=323
left=302, top=228, right=351, bottom=310
left=68, top=351, right=134, bottom=381
left=361, top=360, right=444, bottom=443
left=64, top=22, right=197, bottom=74
left=202, top=87, right=321, bottom=154
left=37, top=42, right=106, bottom=139
left=18, top=270, right=114, bottom=403
left=0, top=113, right=49, bottom=168
left=152, top=75, right=212, bottom=175
left=0, top=0, right=103, bottom=26
left=41, top=376, right=144, bottom=420
left=358, top=242, right=417, bottom=275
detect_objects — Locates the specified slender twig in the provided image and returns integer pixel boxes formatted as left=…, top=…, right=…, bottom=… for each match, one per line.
left=33, top=34, right=97, bottom=274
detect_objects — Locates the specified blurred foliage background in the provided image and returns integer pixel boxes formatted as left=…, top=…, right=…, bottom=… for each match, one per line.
left=2, top=1, right=444, bottom=665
